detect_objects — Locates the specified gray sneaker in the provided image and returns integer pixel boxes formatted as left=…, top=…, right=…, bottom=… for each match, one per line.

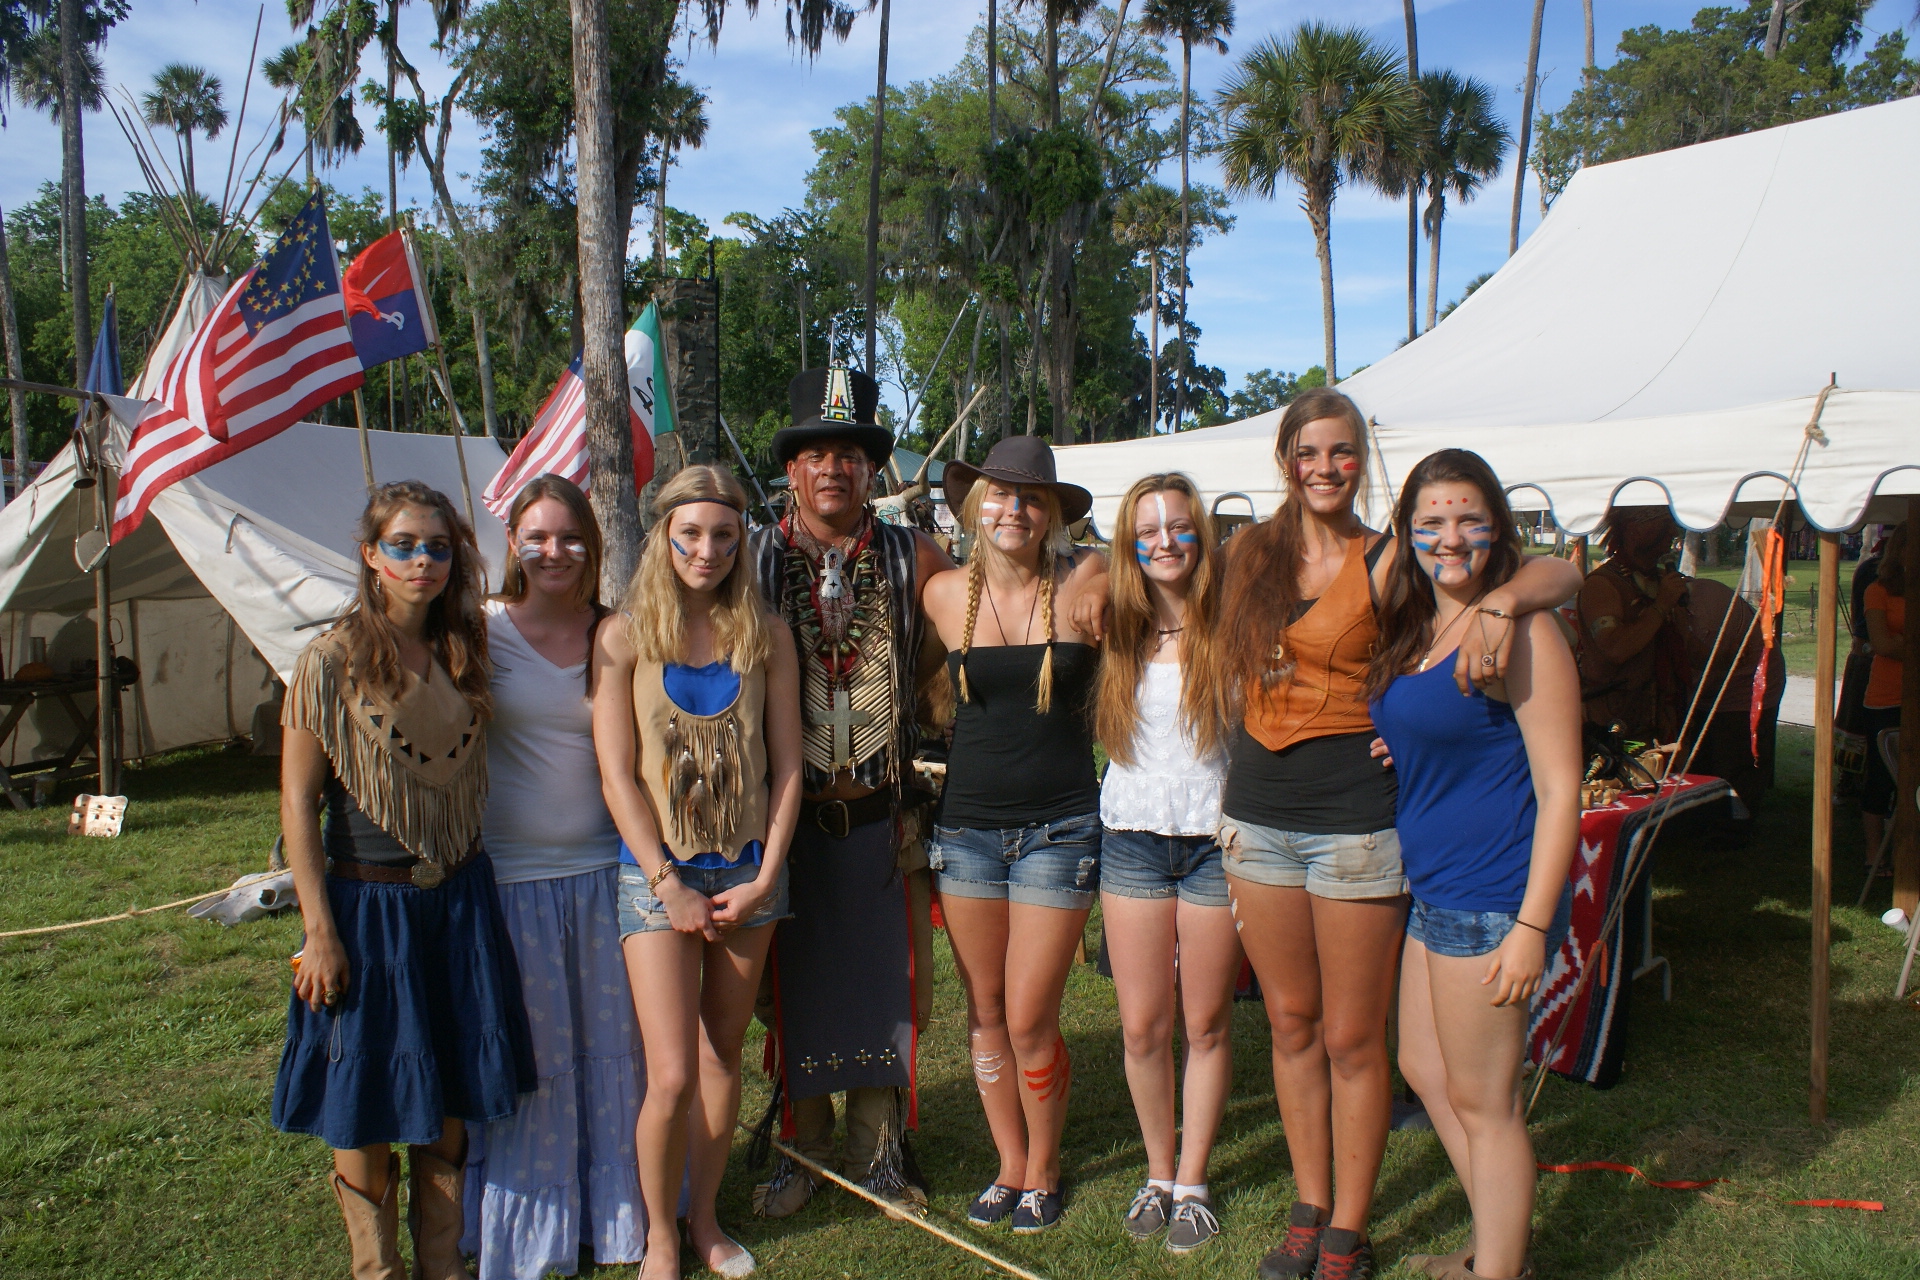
left=1166, top=1196, right=1220, bottom=1254
left=1122, top=1185, right=1172, bottom=1240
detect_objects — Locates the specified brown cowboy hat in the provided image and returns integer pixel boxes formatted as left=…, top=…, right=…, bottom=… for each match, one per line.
left=942, top=435, right=1093, bottom=524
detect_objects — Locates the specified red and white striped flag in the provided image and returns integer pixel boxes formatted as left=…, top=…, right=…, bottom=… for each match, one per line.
left=481, top=303, right=665, bottom=520
left=111, top=193, right=364, bottom=541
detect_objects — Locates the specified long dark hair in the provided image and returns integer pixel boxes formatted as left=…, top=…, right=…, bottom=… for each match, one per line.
left=336, top=480, right=493, bottom=717
left=1365, top=449, right=1525, bottom=700
left=1220, top=387, right=1371, bottom=701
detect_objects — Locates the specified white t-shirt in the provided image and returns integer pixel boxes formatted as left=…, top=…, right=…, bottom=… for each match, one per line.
left=1099, top=662, right=1227, bottom=836
left=482, top=600, right=619, bottom=884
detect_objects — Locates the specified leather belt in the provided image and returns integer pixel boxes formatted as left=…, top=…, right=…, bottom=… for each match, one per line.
left=328, top=857, right=462, bottom=889
left=799, top=791, right=893, bottom=840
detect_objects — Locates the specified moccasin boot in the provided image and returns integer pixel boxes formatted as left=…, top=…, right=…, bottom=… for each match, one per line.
left=1403, top=1243, right=1474, bottom=1277
left=405, top=1144, right=469, bottom=1280
left=751, top=1154, right=824, bottom=1218
left=332, top=1154, right=404, bottom=1280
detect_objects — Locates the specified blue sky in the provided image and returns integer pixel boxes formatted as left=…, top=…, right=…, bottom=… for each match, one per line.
left=4, top=0, right=1913, bottom=398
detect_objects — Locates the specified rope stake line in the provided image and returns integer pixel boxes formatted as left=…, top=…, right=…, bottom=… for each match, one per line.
left=0, top=889, right=228, bottom=940
left=733, top=1123, right=1050, bottom=1280
left=1538, top=1161, right=1884, bottom=1211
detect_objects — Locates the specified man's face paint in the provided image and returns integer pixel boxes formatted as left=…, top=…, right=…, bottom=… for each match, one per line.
left=1410, top=482, right=1495, bottom=587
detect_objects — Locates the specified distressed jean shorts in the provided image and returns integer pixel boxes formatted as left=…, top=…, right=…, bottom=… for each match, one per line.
left=616, top=859, right=791, bottom=938
left=929, top=812, right=1102, bottom=911
left=1099, top=828, right=1231, bottom=908
left=1407, top=883, right=1574, bottom=959
left=1218, top=817, right=1407, bottom=900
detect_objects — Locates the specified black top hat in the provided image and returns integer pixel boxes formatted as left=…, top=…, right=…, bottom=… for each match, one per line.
left=772, top=366, right=895, bottom=467
left=942, top=435, right=1093, bottom=524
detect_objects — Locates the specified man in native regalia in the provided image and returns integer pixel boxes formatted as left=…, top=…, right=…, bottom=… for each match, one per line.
left=749, top=366, right=952, bottom=1216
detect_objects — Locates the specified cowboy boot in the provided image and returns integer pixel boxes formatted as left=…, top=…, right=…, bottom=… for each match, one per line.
left=332, top=1154, right=404, bottom=1280
left=405, top=1143, right=470, bottom=1280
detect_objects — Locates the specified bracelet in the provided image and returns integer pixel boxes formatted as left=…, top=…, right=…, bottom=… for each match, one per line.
left=1513, top=917, right=1549, bottom=936
left=1477, top=605, right=1511, bottom=619
left=647, top=861, right=678, bottom=891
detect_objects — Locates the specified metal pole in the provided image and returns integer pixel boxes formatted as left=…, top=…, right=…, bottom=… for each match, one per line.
left=718, top=412, right=776, bottom=524
left=1809, top=530, right=1839, bottom=1123
left=1894, top=496, right=1920, bottom=918
left=352, top=388, right=377, bottom=494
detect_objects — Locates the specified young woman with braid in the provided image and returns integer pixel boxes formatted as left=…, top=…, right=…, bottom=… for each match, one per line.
left=592, top=466, right=803, bottom=1280
left=1218, top=391, right=1582, bottom=1280
left=1094, top=473, right=1241, bottom=1254
left=923, top=436, right=1109, bottom=1235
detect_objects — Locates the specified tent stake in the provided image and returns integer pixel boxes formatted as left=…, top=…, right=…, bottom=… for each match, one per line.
left=352, top=388, right=376, bottom=495
left=1810, top=530, right=1839, bottom=1123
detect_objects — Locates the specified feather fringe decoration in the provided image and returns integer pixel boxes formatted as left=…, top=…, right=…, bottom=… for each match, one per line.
left=661, top=710, right=747, bottom=854
left=287, top=641, right=488, bottom=867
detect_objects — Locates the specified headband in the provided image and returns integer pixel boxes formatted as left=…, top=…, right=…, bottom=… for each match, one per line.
left=659, top=496, right=745, bottom=517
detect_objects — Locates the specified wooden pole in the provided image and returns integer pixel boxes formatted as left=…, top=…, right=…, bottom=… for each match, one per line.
left=351, top=388, right=376, bottom=495
left=425, top=354, right=477, bottom=531
left=1894, top=498, right=1920, bottom=918
left=1810, top=530, right=1839, bottom=1123
left=88, top=400, right=116, bottom=796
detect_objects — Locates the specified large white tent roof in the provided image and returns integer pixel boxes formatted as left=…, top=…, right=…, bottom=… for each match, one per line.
left=1057, top=96, right=1920, bottom=536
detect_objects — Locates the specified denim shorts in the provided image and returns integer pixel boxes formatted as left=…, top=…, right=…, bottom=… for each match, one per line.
left=1218, top=818, right=1407, bottom=900
left=1407, top=882, right=1574, bottom=959
left=1099, top=828, right=1230, bottom=908
left=929, top=812, right=1101, bottom=911
left=616, top=860, right=791, bottom=938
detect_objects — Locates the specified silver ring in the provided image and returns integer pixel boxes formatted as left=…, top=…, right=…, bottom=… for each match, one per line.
left=1481, top=654, right=1494, bottom=666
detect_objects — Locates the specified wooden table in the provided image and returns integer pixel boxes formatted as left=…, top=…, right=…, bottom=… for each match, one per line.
left=0, top=677, right=109, bottom=810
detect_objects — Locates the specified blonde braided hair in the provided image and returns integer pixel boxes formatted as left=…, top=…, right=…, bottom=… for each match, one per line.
left=955, top=482, right=1070, bottom=714
left=957, top=555, right=985, bottom=703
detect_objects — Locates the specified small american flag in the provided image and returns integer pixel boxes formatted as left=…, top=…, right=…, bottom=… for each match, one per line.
left=481, top=303, right=665, bottom=520
left=111, top=192, right=365, bottom=541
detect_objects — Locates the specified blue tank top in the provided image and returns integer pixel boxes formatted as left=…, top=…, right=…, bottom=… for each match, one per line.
left=618, top=660, right=764, bottom=870
left=1368, top=654, right=1536, bottom=912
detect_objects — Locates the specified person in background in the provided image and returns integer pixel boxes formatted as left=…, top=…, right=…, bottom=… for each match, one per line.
left=923, top=437, right=1109, bottom=1235
left=593, top=465, right=803, bottom=1280
left=1216, top=390, right=1582, bottom=1280
left=467, top=475, right=643, bottom=1279
left=1094, top=473, right=1241, bottom=1254
left=274, top=481, right=535, bottom=1280
left=1576, top=509, right=1692, bottom=745
left=1367, top=450, right=1580, bottom=1280
left=1861, top=523, right=1908, bottom=863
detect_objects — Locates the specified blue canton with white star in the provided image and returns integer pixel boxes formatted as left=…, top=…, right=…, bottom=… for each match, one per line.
left=238, top=192, right=342, bottom=335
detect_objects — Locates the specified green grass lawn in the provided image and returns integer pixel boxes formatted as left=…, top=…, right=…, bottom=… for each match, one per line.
left=1689, top=559, right=1862, bottom=682
left=3, top=736, right=1917, bottom=1279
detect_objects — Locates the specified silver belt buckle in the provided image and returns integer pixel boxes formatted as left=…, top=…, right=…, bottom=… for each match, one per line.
left=410, top=861, right=446, bottom=888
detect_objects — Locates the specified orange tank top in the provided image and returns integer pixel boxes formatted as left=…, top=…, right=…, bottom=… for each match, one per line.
left=1242, top=534, right=1380, bottom=753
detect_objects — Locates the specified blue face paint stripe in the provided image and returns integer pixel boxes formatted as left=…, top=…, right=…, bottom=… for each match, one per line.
left=379, top=540, right=453, bottom=564
left=670, top=539, right=691, bottom=558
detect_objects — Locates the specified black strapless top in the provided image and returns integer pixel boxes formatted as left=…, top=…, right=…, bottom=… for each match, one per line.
left=939, top=642, right=1101, bottom=828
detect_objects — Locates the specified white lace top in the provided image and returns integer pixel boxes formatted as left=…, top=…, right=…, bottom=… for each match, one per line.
left=1099, top=662, right=1227, bottom=836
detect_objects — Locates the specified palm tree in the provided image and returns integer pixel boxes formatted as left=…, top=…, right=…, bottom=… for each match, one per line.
left=1582, top=0, right=1595, bottom=73
left=1509, top=0, right=1546, bottom=255
left=1414, top=70, right=1509, bottom=332
left=864, top=0, right=889, bottom=374
left=986, top=0, right=998, bottom=141
left=142, top=64, right=227, bottom=199
left=1018, top=0, right=1100, bottom=127
left=1140, top=0, right=1232, bottom=432
left=1114, top=181, right=1181, bottom=432
left=1218, top=23, right=1415, bottom=382
left=1401, top=0, right=1419, bottom=344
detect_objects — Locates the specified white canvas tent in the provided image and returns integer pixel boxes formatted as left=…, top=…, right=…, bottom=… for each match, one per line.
left=1056, top=95, right=1920, bottom=538
left=0, top=410, right=509, bottom=768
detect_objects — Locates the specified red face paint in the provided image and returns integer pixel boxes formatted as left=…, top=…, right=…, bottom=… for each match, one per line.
left=380, top=565, right=403, bottom=580
left=1340, top=461, right=1359, bottom=472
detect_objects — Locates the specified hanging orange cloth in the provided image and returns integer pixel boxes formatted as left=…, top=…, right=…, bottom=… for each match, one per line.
left=1750, top=526, right=1786, bottom=758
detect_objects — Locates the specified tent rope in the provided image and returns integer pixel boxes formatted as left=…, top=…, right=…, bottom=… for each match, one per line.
left=733, top=1123, right=1050, bottom=1280
left=1527, top=383, right=1834, bottom=1112
left=0, top=888, right=229, bottom=941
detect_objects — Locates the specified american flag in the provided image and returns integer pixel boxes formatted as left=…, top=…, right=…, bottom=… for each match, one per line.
left=111, top=193, right=365, bottom=541
left=480, top=312, right=659, bottom=520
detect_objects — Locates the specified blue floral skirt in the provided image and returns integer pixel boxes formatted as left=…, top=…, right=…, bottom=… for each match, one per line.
left=272, top=852, right=538, bottom=1150
left=459, top=866, right=647, bottom=1278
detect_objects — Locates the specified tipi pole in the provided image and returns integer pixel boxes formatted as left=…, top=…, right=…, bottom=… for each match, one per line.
left=352, top=389, right=376, bottom=494
left=1896, top=496, right=1920, bottom=919
left=1810, top=530, right=1840, bottom=1122
left=426, top=354, right=477, bottom=530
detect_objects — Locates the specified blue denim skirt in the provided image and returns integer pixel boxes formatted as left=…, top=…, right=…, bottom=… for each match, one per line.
left=272, top=853, right=538, bottom=1150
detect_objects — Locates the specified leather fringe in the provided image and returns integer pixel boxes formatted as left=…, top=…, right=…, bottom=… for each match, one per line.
left=290, top=645, right=487, bottom=865
left=661, top=710, right=746, bottom=853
